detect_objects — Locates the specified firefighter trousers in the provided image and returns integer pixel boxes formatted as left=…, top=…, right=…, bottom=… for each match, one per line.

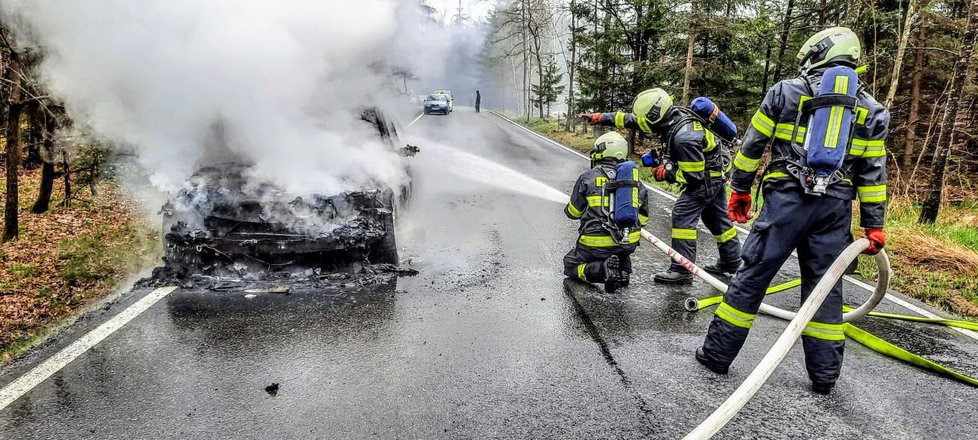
left=669, top=183, right=742, bottom=274
left=563, top=243, right=635, bottom=283
left=700, top=189, right=853, bottom=384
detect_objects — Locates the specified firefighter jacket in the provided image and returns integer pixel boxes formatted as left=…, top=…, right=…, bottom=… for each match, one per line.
left=596, top=109, right=729, bottom=193
left=733, top=67, right=890, bottom=228
left=564, top=160, right=650, bottom=248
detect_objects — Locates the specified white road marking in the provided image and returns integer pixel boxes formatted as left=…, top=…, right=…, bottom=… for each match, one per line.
left=407, top=113, right=424, bottom=128
left=490, top=111, right=978, bottom=341
left=0, top=286, right=178, bottom=410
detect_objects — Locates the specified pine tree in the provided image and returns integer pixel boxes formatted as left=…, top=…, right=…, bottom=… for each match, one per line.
left=532, top=58, right=566, bottom=117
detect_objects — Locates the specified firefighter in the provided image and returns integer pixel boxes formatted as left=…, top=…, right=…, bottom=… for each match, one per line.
left=582, top=88, right=742, bottom=284
left=695, top=27, right=889, bottom=394
left=563, top=131, right=650, bottom=293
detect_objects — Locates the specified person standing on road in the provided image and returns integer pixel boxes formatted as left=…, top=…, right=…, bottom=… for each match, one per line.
left=475, top=90, right=481, bottom=113
left=581, top=88, right=742, bottom=285
left=563, top=132, right=650, bottom=293
left=695, top=27, right=889, bottom=394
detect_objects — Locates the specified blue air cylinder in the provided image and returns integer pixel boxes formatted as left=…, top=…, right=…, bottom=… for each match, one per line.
left=806, top=66, right=858, bottom=178
left=613, top=161, right=640, bottom=228
left=641, top=150, right=659, bottom=167
left=691, top=97, right=738, bottom=141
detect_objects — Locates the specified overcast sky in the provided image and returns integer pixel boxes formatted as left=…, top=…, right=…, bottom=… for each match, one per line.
left=431, top=0, right=495, bottom=23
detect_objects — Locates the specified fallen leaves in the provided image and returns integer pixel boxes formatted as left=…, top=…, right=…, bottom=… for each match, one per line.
left=1, top=167, right=161, bottom=350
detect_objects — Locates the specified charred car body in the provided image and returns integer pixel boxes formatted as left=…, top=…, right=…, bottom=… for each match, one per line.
left=160, top=108, right=416, bottom=278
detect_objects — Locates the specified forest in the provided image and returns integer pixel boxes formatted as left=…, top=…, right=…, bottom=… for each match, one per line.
left=481, top=0, right=978, bottom=221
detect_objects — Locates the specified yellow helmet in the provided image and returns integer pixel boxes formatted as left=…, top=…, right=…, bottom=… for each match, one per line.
left=797, top=27, right=861, bottom=70
left=591, top=131, right=629, bottom=161
left=632, top=88, right=673, bottom=125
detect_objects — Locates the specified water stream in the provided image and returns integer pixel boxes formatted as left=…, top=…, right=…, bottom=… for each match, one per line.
left=415, top=142, right=571, bottom=205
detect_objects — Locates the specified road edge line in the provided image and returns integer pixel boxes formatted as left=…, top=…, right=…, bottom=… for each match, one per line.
left=0, top=286, right=178, bottom=410
left=488, top=111, right=978, bottom=340
left=407, top=113, right=424, bottom=128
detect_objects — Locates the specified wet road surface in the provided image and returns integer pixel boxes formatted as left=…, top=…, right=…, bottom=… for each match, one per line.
left=1, top=108, right=976, bottom=439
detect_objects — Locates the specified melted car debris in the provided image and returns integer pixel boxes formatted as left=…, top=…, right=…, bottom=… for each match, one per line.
left=140, top=262, right=418, bottom=292
left=139, top=107, right=419, bottom=289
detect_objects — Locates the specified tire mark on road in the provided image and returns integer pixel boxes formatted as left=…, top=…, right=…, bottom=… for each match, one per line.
left=563, top=284, right=661, bottom=436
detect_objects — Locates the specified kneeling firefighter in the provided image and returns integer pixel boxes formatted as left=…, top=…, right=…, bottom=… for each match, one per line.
left=563, top=132, right=650, bottom=293
left=582, top=88, right=743, bottom=284
left=696, top=27, right=889, bottom=394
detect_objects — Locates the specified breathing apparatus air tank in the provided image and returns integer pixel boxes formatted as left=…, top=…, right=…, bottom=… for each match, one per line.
left=802, top=65, right=859, bottom=194
left=611, top=161, right=640, bottom=229
left=690, top=97, right=738, bottom=141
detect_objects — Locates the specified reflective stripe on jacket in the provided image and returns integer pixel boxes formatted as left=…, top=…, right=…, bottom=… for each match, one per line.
left=733, top=68, right=890, bottom=228
left=565, top=162, right=651, bottom=248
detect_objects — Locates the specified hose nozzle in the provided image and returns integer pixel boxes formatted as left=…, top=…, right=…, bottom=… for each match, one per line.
left=684, top=297, right=700, bottom=312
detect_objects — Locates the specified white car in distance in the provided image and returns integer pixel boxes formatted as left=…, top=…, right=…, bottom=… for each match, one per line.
left=432, top=89, right=453, bottom=112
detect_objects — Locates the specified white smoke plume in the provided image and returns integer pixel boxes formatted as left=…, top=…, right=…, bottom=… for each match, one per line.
left=2, top=0, right=426, bottom=197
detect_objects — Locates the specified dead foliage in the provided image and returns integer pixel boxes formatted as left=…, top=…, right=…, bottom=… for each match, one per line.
left=889, top=229, right=978, bottom=272
left=0, top=167, right=160, bottom=352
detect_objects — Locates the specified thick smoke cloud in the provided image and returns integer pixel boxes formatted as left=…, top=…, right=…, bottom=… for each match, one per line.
left=2, top=0, right=418, bottom=196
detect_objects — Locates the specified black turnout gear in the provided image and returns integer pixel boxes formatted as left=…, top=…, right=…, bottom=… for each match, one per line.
left=563, top=161, right=649, bottom=287
left=731, top=68, right=889, bottom=228
left=595, top=108, right=742, bottom=274
left=700, top=67, right=890, bottom=387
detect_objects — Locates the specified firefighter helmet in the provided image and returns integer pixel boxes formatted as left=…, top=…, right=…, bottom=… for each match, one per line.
left=591, top=131, right=629, bottom=161
left=632, top=88, right=673, bottom=126
left=797, top=27, right=861, bottom=70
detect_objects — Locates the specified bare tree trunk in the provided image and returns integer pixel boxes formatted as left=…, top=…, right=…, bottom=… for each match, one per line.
left=25, top=102, right=43, bottom=168
left=3, top=56, right=24, bottom=242
left=61, top=149, right=71, bottom=208
left=762, top=41, right=772, bottom=95
left=534, top=46, right=544, bottom=118
left=903, top=10, right=928, bottom=170
left=884, top=0, right=917, bottom=108
left=566, top=0, right=577, bottom=131
left=522, top=0, right=530, bottom=122
left=681, top=0, right=698, bottom=105
left=920, top=0, right=978, bottom=224
left=32, top=111, right=57, bottom=214
left=772, top=0, right=795, bottom=82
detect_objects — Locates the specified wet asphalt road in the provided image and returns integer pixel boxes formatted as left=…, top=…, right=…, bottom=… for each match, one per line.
left=1, top=108, right=977, bottom=439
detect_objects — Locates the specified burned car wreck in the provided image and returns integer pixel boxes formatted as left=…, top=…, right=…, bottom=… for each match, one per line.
left=158, top=109, right=416, bottom=280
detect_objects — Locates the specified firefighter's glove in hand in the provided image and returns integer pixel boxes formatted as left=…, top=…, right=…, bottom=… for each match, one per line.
left=863, top=228, right=886, bottom=255
left=653, top=165, right=676, bottom=183
left=653, top=165, right=668, bottom=182
left=728, top=191, right=753, bottom=223
left=579, top=113, right=602, bottom=126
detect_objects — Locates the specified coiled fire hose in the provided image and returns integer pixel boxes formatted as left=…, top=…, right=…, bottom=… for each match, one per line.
left=639, top=230, right=891, bottom=439
left=639, top=229, right=889, bottom=323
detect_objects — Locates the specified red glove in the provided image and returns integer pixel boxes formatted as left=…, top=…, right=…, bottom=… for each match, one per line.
left=653, top=165, right=667, bottom=182
left=579, top=112, right=602, bottom=125
left=728, top=191, right=753, bottom=223
left=863, top=228, right=886, bottom=255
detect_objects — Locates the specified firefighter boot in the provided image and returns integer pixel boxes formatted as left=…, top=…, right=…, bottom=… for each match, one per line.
left=654, top=270, right=693, bottom=285
left=703, top=261, right=742, bottom=277
left=812, top=381, right=835, bottom=395
left=603, top=255, right=622, bottom=294
left=695, top=347, right=729, bottom=375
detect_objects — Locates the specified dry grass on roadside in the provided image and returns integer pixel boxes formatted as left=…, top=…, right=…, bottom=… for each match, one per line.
left=0, top=167, right=161, bottom=360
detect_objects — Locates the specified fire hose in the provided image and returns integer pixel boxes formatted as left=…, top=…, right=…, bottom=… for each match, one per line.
left=639, top=229, right=891, bottom=439
left=657, top=226, right=978, bottom=388
left=639, top=229, right=889, bottom=323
